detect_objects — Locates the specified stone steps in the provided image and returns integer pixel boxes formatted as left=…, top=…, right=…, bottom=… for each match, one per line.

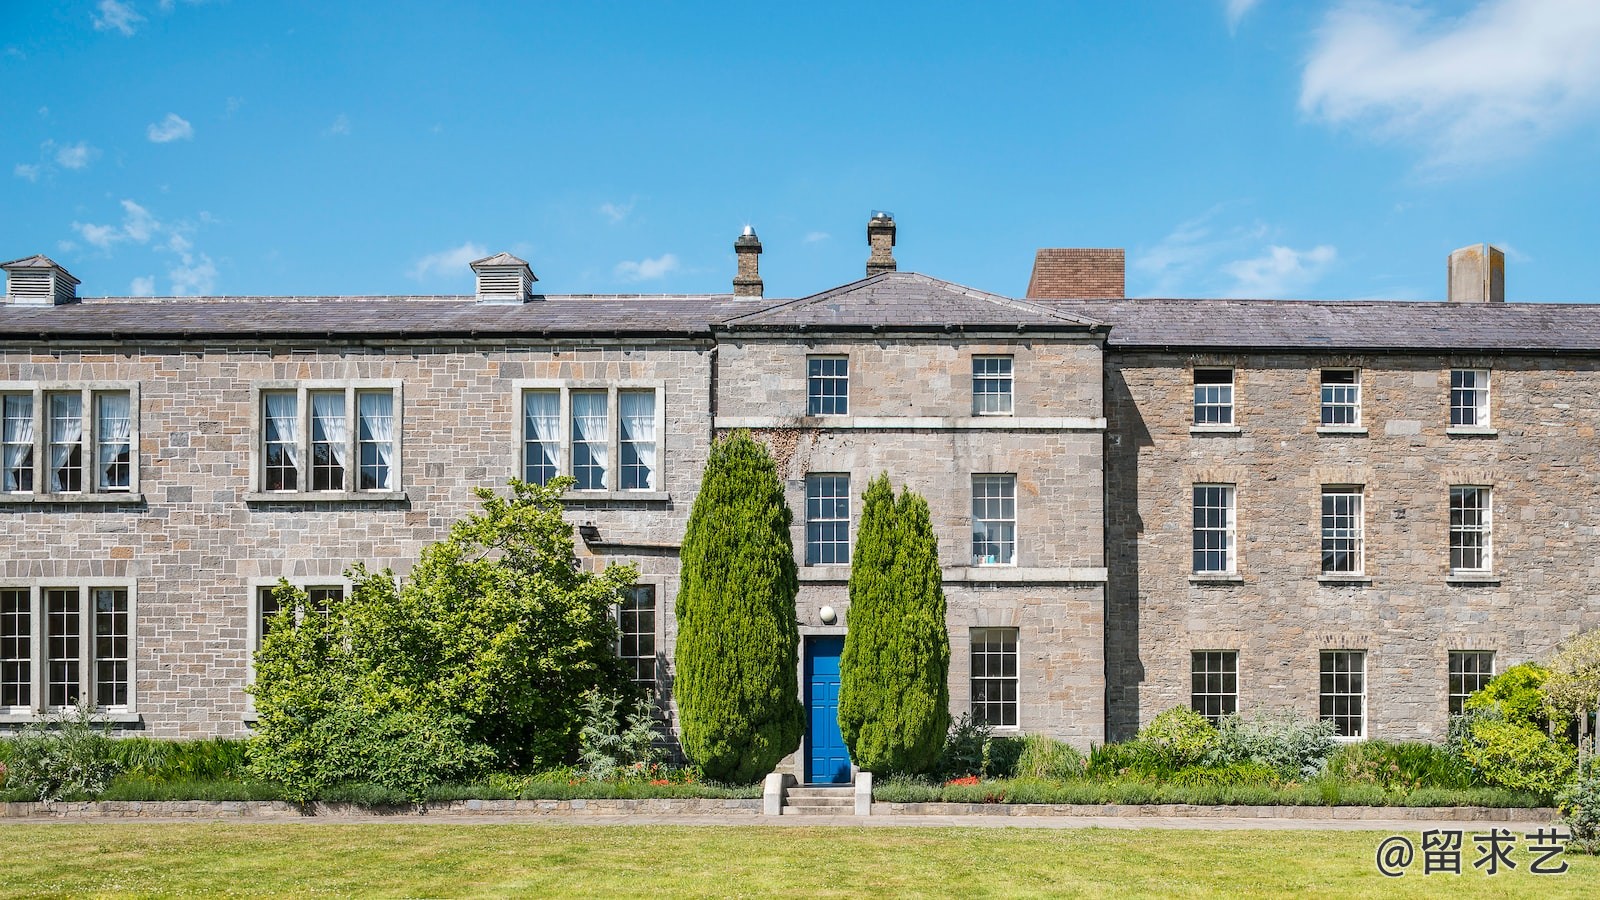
left=781, top=786, right=855, bottom=816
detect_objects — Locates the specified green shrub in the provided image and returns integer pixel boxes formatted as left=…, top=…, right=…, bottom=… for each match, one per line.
left=937, top=715, right=993, bottom=778
left=1465, top=662, right=1557, bottom=730
left=1170, top=762, right=1280, bottom=788
left=1137, top=707, right=1219, bottom=768
left=1557, top=756, right=1600, bottom=855
left=99, top=776, right=283, bottom=802
left=1013, top=734, right=1086, bottom=781
left=1086, top=741, right=1171, bottom=780
left=674, top=431, right=804, bottom=783
left=1458, top=717, right=1575, bottom=796
left=4, top=705, right=121, bottom=802
left=577, top=692, right=663, bottom=781
left=108, top=738, right=251, bottom=781
left=1327, top=740, right=1479, bottom=791
left=1204, top=712, right=1337, bottom=780
left=986, top=736, right=1025, bottom=779
left=872, top=775, right=943, bottom=803
left=838, top=476, right=950, bottom=775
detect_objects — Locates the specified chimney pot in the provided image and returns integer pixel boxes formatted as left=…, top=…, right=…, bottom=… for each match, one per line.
left=866, top=212, right=897, bottom=277
left=733, top=226, right=763, bottom=298
left=1448, top=244, right=1505, bottom=303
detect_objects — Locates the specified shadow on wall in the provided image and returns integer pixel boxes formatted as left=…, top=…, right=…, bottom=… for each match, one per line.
left=1104, top=364, right=1152, bottom=742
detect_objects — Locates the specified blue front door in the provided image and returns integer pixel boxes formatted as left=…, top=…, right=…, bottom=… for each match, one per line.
left=805, top=635, right=851, bottom=784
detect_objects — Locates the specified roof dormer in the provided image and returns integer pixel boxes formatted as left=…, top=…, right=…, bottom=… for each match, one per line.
left=470, top=252, right=538, bottom=303
left=3, top=255, right=80, bottom=306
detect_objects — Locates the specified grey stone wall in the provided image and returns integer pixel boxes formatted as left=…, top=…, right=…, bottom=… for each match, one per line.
left=1105, top=350, right=1600, bottom=741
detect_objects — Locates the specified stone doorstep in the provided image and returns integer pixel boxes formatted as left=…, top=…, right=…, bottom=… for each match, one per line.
left=0, top=799, right=1558, bottom=821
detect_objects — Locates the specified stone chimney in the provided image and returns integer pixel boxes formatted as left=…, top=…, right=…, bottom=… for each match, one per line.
left=733, top=226, right=763, bottom=298
left=1025, top=249, right=1126, bottom=299
left=1448, top=244, right=1505, bottom=303
left=470, top=252, right=538, bottom=303
left=2, top=255, right=79, bottom=305
left=866, top=211, right=897, bottom=277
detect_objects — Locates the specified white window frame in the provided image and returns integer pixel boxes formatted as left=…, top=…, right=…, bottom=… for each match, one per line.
left=0, top=581, right=137, bottom=722
left=806, top=355, right=849, bottom=416
left=1319, top=368, right=1361, bottom=427
left=513, top=381, right=667, bottom=494
left=0, top=382, right=140, bottom=500
left=1190, top=650, right=1238, bottom=725
left=1193, top=368, right=1234, bottom=425
left=1320, top=486, right=1364, bottom=575
left=250, top=381, right=404, bottom=497
left=1192, top=484, right=1237, bottom=574
left=1319, top=649, right=1366, bottom=739
left=972, top=355, right=1014, bottom=416
left=970, top=627, right=1019, bottom=729
left=245, top=577, right=349, bottom=716
left=1448, top=650, right=1495, bottom=716
left=1449, top=485, right=1492, bottom=574
left=615, top=584, right=658, bottom=694
left=1449, top=369, right=1491, bottom=429
left=971, top=474, right=1017, bottom=566
left=804, top=473, right=851, bottom=565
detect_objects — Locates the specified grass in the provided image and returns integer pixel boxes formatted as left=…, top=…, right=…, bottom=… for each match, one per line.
left=0, top=824, right=1591, bottom=897
left=874, top=777, right=1546, bottom=808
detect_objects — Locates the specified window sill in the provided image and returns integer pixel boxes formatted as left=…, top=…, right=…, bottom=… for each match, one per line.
left=0, top=492, right=145, bottom=505
left=245, top=490, right=408, bottom=504
left=560, top=491, right=671, bottom=503
left=0, top=711, right=142, bottom=726
left=1446, top=426, right=1498, bottom=438
left=1447, top=572, right=1500, bottom=585
left=1317, top=574, right=1372, bottom=585
left=1189, top=424, right=1241, bottom=435
left=799, top=565, right=853, bottom=583
left=945, top=566, right=1108, bottom=584
left=1189, top=573, right=1243, bottom=584
left=1315, top=426, right=1367, bottom=436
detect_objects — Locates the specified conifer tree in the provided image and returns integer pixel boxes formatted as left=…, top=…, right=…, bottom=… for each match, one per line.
left=838, top=474, right=951, bottom=774
left=675, top=431, right=804, bottom=782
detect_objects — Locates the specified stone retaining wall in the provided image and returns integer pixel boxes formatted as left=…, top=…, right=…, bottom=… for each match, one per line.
left=882, top=802, right=1556, bottom=821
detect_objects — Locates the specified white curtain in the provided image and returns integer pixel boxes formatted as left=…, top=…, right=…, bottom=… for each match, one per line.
left=522, top=391, right=559, bottom=481
left=359, top=391, right=394, bottom=490
left=620, top=391, right=656, bottom=489
left=2, top=395, right=33, bottom=492
left=571, top=392, right=608, bottom=481
left=48, top=393, right=82, bottom=492
left=96, top=392, right=132, bottom=490
left=264, top=392, right=299, bottom=475
left=311, top=392, right=347, bottom=472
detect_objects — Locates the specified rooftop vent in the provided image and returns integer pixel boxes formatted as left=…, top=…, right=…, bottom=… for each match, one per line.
left=866, top=211, right=896, bottom=277
left=1448, top=244, right=1505, bottom=303
left=2, top=254, right=80, bottom=306
left=470, top=252, right=538, bottom=303
left=733, top=226, right=763, bottom=298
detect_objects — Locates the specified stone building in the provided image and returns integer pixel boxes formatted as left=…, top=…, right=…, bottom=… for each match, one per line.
left=1, top=223, right=1596, bottom=782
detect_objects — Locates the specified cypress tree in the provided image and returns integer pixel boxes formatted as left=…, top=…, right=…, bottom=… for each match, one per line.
left=675, top=431, right=804, bottom=783
left=838, top=474, right=951, bottom=774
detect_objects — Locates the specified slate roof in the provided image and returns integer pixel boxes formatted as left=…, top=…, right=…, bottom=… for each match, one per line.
left=1051, top=298, right=1600, bottom=353
left=721, top=272, right=1103, bottom=331
left=1, top=254, right=63, bottom=269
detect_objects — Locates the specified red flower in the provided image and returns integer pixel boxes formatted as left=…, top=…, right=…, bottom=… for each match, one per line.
left=946, top=775, right=980, bottom=786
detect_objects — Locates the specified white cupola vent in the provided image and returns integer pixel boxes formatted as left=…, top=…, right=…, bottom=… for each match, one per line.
left=3, top=254, right=80, bottom=306
left=470, top=252, right=538, bottom=303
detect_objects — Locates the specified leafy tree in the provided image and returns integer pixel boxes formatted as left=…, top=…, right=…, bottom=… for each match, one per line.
left=1465, top=662, right=1563, bottom=731
left=248, top=478, right=637, bottom=802
left=1545, top=630, right=1600, bottom=727
left=838, top=474, right=951, bottom=774
left=675, top=430, right=804, bottom=783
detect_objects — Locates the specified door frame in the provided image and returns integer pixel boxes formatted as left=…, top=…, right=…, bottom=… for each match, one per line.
left=801, top=629, right=850, bottom=785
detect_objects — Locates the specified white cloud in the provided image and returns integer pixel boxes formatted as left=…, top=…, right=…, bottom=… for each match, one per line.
left=408, top=242, right=488, bottom=281
left=325, top=114, right=350, bottom=136
left=599, top=201, right=633, bottom=224
left=13, top=164, right=39, bottom=182
left=169, top=255, right=217, bottom=295
left=129, top=276, right=156, bottom=296
left=74, top=222, right=122, bottom=249
left=92, top=0, right=144, bottom=36
left=1222, top=245, right=1338, bottom=297
left=147, top=113, right=194, bottom=143
left=803, top=231, right=831, bottom=244
left=1224, top=0, right=1262, bottom=32
left=1133, top=207, right=1337, bottom=298
left=54, top=142, right=95, bottom=170
left=614, top=253, right=680, bottom=282
left=70, top=198, right=220, bottom=294
left=1301, top=0, right=1600, bottom=169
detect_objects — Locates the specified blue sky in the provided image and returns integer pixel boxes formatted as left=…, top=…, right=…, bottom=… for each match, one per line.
left=3, top=1, right=1599, bottom=302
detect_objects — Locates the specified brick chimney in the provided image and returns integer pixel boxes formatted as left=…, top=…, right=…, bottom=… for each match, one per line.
left=733, top=226, right=763, bottom=298
left=1025, top=249, right=1125, bottom=299
left=2, top=254, right=79, bottom=305
left=1447, top=244, right=1505, bottom=303
left=866, top=211, right=896, bottom=277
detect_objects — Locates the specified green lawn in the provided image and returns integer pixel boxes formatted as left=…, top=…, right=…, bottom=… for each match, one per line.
left=0, top=824, right=1592, bottom=898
